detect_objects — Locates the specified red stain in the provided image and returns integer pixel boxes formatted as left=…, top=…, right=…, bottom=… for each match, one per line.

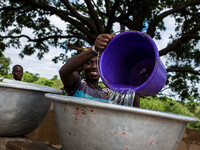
left=69, top=131, right=71, bottom=135
left=122, top=132, right=129, bottom=135
left=75, top=107, right=79, bottom=125
left=81, top=110, right=86, bottom=114
left=90, top=109, right=93, bottom=112
left=73, top=134, right=76, bottom=136
left=75, top=115, right=78, bottom=125
left=92, top=113, right=96, bottom=115
left=124, top=148, right=128, bottom=150
left=64, top=108, right=66, bottom=112
left=150, top=140, right=154, bottom=146
left=114, top=132, right=117, bottom=135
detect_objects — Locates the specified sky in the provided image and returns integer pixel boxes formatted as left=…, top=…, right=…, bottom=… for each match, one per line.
left=3, top=15, right=67, bottom=79
left=3, top=16, right=175, bottom=79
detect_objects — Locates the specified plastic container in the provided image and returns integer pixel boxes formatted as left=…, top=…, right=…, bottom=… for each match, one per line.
left=99, top=31, right=167, bottom=96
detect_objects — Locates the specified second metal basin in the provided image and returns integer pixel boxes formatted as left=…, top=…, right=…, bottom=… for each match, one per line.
left=0, top=79, right=62, bottom=136
left=45, top=93, right=198, bottom=150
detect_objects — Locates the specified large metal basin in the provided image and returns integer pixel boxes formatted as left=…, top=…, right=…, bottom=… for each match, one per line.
left=45, top=93, right=198, bottom=150
left=0, top=79, right=62, bottom=136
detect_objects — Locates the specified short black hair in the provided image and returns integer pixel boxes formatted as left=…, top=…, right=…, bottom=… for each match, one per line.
left=12, top=65, right=23, bottom=71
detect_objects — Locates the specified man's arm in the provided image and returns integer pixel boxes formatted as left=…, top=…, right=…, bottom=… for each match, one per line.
left=59, top=50, right=96, bottom=89
left=59, top=34, right=113, bottom=89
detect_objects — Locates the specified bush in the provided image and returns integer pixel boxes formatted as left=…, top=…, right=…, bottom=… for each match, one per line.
left=34, top=77, right=53, bottom=87
left=140, top=96, right=200, bottom=129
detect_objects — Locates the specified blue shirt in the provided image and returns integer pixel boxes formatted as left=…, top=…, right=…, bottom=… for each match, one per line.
left=65, top=76, right=110, bottom=103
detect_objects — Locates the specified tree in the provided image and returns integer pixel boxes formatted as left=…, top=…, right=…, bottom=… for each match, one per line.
left=34, top=77, right=53, bottom=87
left=50, top=75, right=63, bottom=89
left=0, top=54, right=11, bottom=77
left=22, top=71, right=39, bottom=83
left=140, top=96, right=200, bottom=129
left=0, top=0, right=200, bottom=101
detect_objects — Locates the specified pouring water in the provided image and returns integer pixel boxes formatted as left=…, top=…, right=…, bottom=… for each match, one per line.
left=109, top=88, right=136, bottom=107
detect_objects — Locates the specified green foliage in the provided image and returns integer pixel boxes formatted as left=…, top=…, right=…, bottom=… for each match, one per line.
left=22, top=71, right=40, bottom=83
left=34, top=77, right=53, bottom=87
left=141, top=96, right=193, bottom=116
left=0, top=55, right=11, bottom=76
left=4, top=73, right=13, bottom=79
left=50, top=75, right=63, bottom=89
left=22, top=73, right=63, bottom=89
left=141, top=96, right=200, bottom=130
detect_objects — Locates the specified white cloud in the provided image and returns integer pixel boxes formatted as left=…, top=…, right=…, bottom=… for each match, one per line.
left=154, top=16, right=176, bottom=50
left=49, top=15, right=66, bottom=29
left=154, top=16, right=176, bottom=66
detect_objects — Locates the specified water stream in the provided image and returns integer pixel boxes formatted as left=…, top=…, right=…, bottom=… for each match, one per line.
left=108, top=88, right=135, bottom=107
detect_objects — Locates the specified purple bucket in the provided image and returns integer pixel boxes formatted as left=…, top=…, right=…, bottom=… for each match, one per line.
left=99, top=31, right=167, bottom=96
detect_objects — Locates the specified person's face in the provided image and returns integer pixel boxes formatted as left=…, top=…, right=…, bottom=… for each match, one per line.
left=12, top=66, right=23, bottom=81
left=83, top=56, right=100, bottom=82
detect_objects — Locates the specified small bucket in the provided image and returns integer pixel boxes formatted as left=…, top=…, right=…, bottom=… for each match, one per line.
left=99, top=31, right=167, bottom=96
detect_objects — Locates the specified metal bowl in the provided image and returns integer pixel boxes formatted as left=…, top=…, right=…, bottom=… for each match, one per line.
left=0, top=79, right=62, bottom=136
left=45, top=93, right=198, bottom=150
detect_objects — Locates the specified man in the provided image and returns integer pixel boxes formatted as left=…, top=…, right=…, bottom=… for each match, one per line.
left=12, top=65, right=23, bottom=81
left=59, top=34, right=140, bottom=107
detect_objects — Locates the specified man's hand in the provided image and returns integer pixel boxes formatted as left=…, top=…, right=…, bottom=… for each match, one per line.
left=94, top=34, right=114, bottom=52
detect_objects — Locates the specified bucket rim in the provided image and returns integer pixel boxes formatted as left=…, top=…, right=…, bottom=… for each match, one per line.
left=45, top=93, right=199, bottom=123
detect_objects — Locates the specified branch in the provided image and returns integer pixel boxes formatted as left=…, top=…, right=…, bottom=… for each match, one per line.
left=147, top=0, right=200, bottom=37
left=12, top=0, right=94, bottom=41
left=65, top=31, right=93, bottom=44
left=159, top=27, right=200, bottom=56
left=167, top=67, right=200, bottom=75
left=91, top=0, right=107, bottom=25
left=0, top=5, right=27, bottom=12
left=105, top=0, right=111, bottom=15
left=67, top=44, right=84, bottom=52
left=60, top=0, right=98, bottom=34
left=183, top=9, right=200, bottom=17
left=84, top=0, right=103, bottom=33
left=115, top=2, right=134, bottom=28
left=0, top=4, right=36, bottom=19
left=105, top=0, right=121, bottom=33
left=0, top=34, right=85, bottom=42
left=160, top=0, right=200, bottom=18
left=67, top=44, right=91, bottom=52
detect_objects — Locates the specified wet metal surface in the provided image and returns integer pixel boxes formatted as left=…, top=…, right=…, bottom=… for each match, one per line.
left=0, top=80, right=62, bottom=136
left=45, top=94, right=198, bottom=150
